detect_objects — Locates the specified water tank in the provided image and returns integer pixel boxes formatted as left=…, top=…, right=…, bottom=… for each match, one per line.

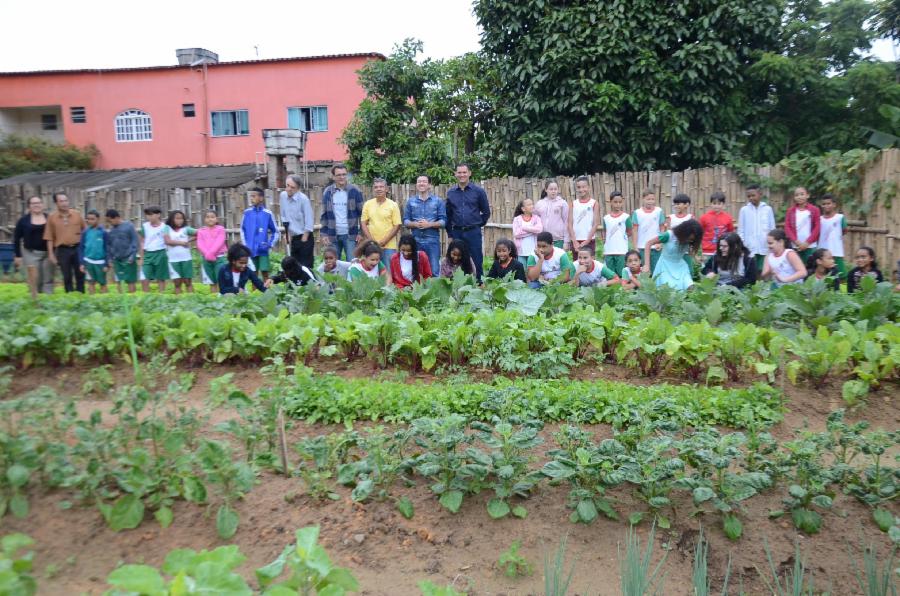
left=262, top=129, right=307, bottom=156
left=175, top=48, right=219, bottom=66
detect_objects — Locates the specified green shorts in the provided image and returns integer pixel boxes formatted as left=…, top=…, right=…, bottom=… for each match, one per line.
left=142, top=250, right=170, bottom=281
left=202, top=257, right=226, bottom=284
left=169, top=260, right=193, bottom=280
left=553, top=240, right=564, bottom=249
left=604, top=255, right=625, bottom=279
left=798, top=248, right=814, bottom=266
left=85, top=263, right=108, bottom=285
left=754, top=254, right=766, bottom=272
left=252, top=254, right=270, bottom=273
left=833, top=256, right=847, bottom=277
left=113, top=259, right=138, bottom=283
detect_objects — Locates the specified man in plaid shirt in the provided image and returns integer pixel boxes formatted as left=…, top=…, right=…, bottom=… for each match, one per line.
left=319, top=164, right=364, bottom=261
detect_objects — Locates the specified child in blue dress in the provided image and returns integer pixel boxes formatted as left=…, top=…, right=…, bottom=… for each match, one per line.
left=642, top=219, right=702, bottom=290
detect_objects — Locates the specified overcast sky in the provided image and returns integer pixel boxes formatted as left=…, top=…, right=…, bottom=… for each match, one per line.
left=0, top=0, right=895, bottom=72
left=0, top=0, right=483, bottom=71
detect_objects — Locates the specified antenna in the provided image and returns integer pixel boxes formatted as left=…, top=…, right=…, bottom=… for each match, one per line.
left=254, top=45, right=259, bottom=58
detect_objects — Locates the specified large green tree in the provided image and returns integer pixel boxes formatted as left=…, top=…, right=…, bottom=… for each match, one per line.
left=340, top=40, right=496, bottom=183
left=742, top=0, right=900, bottom=162
left=474, top=0, right=782, bottom=175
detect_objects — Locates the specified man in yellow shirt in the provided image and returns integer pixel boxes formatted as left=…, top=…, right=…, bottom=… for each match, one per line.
left=360, top=178, right=402, bottom=266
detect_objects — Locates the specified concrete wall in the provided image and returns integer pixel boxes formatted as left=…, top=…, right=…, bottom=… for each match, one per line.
left=0, top=55, right=377, bottom=169
left=0, top=106, right=65, bottom=142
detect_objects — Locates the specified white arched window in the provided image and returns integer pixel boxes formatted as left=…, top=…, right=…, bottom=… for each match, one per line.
left=114, top=109, right=152, bottom=142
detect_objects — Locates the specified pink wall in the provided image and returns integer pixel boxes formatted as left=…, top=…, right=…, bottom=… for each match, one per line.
left=0, top=55, right=377, bottom=169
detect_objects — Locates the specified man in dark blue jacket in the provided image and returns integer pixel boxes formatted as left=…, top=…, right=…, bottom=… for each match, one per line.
left=446, top=163, right=490, bottom=280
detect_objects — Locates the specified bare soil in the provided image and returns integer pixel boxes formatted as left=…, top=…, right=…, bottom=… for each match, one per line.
left=2, top=360, right=897, bottom=595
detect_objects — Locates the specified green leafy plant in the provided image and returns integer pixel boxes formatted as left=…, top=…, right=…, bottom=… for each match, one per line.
left=411, top=415, right=487, bottom=513
left=0, top=533, right=37, bottom=596
left=496, top=540, right=533, bottom=578
left=105, top=544, right=251, bottom=596
left=81, top=364, right=115, bottom=396
left=197, top=439, right=256, bottom=539
left=773, top=438, right=836, bottom=535
left=294, top=431, right=359, bottom=502
left=786, top=325, right=853, bottom=388
left=541, top=426, right=622, bottom=524
left=256, top=525, right=359, bottom=595
left=848, top=540, right=898, bottom=596
left=470, top=415, right=543, bottom=519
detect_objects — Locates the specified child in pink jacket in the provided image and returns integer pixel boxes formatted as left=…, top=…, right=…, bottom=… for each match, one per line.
left=197, top=210, right=228, bottom=291
left=512, top=198, right=543, bottom=268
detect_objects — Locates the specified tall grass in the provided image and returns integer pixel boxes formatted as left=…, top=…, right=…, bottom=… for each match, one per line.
left=544, top=534, right=576, bottom=596
left=692, top=527, right=731, bottom=596
left=759, top=538, right=816, bottom=596
left=619, top=522, right=667, bottom=596
left=849, top=541, right=898, bottom=596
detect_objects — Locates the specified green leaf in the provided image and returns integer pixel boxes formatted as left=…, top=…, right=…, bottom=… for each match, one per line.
left=9, top=492, right=28, bottom=519
left=323, top=567, right=361, bottom=591
left=216, top=504, right=239, bottom=539
left=295, top=526, right=321, bottom=558
left=439, top=490, right=463, bottom=513
left=255, top=546, right=289, bottom=588
left=511, top=506, right=528, bottom=519
left=792, top=508, right=822, bottom=534
left=628, top=511, right=645, bottom=526
left=487, top=498, right=510, bottom=519
left=155, top=506, right=173, bottom=529
left=108, top=494, right=145, bottom=531
left=873, top=508, right=894, bottom=532
left=396, top=497, right=414, bottom=520
left=574, top=499, right=597, bottom=523
left=693, top=487, right=715, bottom=504
left=6, top=464, right=30, bottom=488
left=106, top=564, right=166, bottom=596
left=723, top=514, right=743, bottom=540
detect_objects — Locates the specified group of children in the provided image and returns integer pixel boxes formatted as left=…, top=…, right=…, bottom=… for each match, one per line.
left=75, top=182, right=892, bottom=296
left=498, top=182, right=889, bottom=293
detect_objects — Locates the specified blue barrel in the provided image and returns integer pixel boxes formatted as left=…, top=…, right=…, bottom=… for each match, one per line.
left=0, top=243, right=14, bottom=273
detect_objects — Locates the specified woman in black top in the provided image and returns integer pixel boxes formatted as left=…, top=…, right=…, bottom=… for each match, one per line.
left=804, top=248, right=841, bottom=291
left=701, top=233, right=757, bottom=289
left=487, top=238, right=527, bottom=282
left=13, top=196, right=54, bottom=297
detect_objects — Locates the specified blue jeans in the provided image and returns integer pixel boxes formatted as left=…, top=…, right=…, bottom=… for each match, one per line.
left=332, top=234, right=356, bottom=262
left=381, top=248, right=396, bottom=269
left=449, top=227, right=484, bottom=280
left=417, top=238, right=441, bottom=275
left=528, top=281, right=543, bottom=289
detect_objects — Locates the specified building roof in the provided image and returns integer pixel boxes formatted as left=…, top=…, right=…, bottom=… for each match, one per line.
left=0, top=53, right=385, bottom=77
left=0, top=164, right=259, bottom=190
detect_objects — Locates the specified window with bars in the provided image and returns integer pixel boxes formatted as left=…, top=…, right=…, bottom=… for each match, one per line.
left=114, top=109, right=152, bottom=142
left=70, top=107, right=86, bottom=123
left=287, top=106, right=328, bottom=132
left=211, top=110, right=249, bottom=136
left=41, top=114, right=58, bottom=130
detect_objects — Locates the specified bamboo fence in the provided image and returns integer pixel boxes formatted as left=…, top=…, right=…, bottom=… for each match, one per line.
left=2, top=149, right=899, bottom=279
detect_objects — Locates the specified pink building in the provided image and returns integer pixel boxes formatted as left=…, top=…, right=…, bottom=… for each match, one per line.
left=0, top=49, right=383, bottom=169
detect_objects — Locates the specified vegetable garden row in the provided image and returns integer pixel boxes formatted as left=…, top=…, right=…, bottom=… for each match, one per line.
left=2, top=283, right=897, bottom=404
left=2, top=362, right=897, bottom=540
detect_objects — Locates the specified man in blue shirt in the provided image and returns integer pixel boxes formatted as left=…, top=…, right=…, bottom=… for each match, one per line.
left=403, top=174, right=446, bottom=273
left=446, top=163, right=490, bottom=280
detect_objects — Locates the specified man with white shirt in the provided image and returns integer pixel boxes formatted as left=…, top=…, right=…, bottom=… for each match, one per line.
left=280, top=174, right=314, bottom=268
left=737, top=184, right=776, bottom=272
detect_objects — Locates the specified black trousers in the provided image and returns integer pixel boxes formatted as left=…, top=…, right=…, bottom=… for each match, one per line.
left=56, top=245, right=85, bottom=293
left=290, top=232, right=315, bottom=269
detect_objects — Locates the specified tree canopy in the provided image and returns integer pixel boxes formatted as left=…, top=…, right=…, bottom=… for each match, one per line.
left=341, top=1, right=900, bottom=180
